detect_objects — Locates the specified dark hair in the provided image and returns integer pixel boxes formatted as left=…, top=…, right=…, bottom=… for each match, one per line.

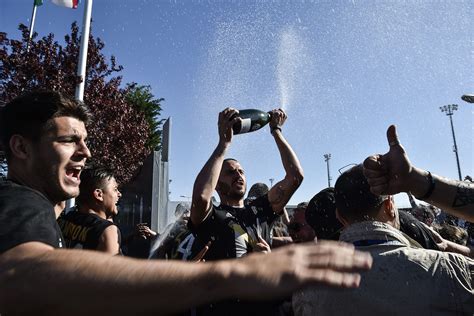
left=305, top=187, right=342, bottom=240
left=247, top=182, right=269, bottom=200
left=223, top=158, right=239, bottom=164
left=0, top=90, right=91, bottom=160
left=335, top=164, right=387, bottom=223
left=77, top=167, right=115, bottom=205
left=434, top=223, right=468, bottom=246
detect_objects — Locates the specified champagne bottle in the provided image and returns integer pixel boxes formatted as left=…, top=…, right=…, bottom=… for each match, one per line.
left=232, top=109, right=271, bottom=135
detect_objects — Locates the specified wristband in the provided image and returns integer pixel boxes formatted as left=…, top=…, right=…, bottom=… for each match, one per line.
left=271, top=127, right=282, bottom=134
left=419, top=171, right=435, bottom=200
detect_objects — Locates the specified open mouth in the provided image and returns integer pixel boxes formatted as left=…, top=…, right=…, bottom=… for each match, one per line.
left=65, top=166, right=82, bottom=183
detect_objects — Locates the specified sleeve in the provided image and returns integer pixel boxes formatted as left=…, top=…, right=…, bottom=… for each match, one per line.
left=0, top=188, right=59, bottom=253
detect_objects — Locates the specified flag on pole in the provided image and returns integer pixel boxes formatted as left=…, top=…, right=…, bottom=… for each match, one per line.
left=51, top=0, right=80, bottom=9
left=34, top=0, right=44, bottom=6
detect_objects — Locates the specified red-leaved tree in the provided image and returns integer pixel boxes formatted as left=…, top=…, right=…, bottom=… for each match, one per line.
left=0, top=23, right=161, bottom=184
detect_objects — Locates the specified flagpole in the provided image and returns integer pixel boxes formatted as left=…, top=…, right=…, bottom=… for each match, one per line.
left=27, top=1, right=39, bottom=52
left=75, top=0, right=93, bottom=101
left=67, top=0, right=93, bottom=212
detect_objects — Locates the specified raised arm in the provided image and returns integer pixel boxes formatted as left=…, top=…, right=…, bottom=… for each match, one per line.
left=190, top=108, right=240, bottom=225
left=0, top=240, right=372, bottom=315
left=267, top=109, right=304, bottom=213
left=363, top=125, right=474, bottom=222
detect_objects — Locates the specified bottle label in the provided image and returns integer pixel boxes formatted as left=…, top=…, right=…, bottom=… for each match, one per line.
left=240, top=118, right=252, bottom=133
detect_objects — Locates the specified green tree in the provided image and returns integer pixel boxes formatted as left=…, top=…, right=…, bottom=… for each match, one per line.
left=126, top=84, right=164, bottom=150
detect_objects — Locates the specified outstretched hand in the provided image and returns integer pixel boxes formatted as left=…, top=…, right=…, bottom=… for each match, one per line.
left=363, top=125, right=413, bottom=196
left=233, top=240, right=372, bottom=300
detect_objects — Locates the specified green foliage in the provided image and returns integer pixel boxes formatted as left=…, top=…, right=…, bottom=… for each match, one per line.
left=126, top=84, right=164, bottom=150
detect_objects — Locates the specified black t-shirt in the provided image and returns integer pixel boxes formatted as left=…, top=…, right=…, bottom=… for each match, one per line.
left=149, top=220, right=194, bottom=260
left=188, top=195, right=289, bottom=316
left=57, top=210, right=118, bottom=251
left=0, top=180, right=63, bottom=253
left=189, top=194, right=278, bottom=261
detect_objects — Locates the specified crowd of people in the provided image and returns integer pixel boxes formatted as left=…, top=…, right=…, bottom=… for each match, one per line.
left=0, top=90, right=472, bottom=315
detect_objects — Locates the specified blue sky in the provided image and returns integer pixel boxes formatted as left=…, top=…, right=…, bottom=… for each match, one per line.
left=2, top=0, right=472, bottom=208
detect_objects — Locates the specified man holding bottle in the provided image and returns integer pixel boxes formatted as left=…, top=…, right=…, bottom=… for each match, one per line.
left=188, top=107, right=305, bottom=315
left=190, top=107, right=304, bottom=259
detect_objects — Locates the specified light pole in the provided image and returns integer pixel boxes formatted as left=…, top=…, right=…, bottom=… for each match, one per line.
left=323, top=153, right=332, bottom=187
left=440, top=104, right=462, bottom=181
left=269, top=178, right=275, bottom=187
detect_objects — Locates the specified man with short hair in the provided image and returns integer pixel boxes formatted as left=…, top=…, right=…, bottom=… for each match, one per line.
left=293, top=165, right=474, bottom=315
left=0, top=91, right=372, bottom=315
left=188, top=107, right=305, bottom=315
left=190, top=108, right=304, bottom=260
left=58, top=167, right=123, bottom=254
left=288, top=202, right=316, bottom=243
left=305, top=187, right=342, bottom=241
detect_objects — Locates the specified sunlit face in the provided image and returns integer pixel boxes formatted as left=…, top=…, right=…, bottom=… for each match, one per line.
left=100, top=176, right=122, bottom=217
left=29, top=116, right=90, bottom=203
left=217, top=160, right=247, bottom=200
left=288, top=209, right=316, bottom=243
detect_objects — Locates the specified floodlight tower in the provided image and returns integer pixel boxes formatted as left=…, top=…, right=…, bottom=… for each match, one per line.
left=323, top=153, right=332, bottom=187
left=439, top=104, right=462, bottom=181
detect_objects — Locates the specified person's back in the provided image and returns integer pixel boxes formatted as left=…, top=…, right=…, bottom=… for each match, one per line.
left=294, top=221, right=474, bottom=316
left=58, top=209, right=115, bottom=250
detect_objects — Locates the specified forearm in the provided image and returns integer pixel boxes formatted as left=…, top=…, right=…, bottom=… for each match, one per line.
left=272, top=130, right=303, bottom=184
left=444, top=240, right=473, bottom=259
left=407, top=167, right=474, bottom=222
left=0, top=249, right=228, bottom=315
left=191, top=142, right=229, bottom=223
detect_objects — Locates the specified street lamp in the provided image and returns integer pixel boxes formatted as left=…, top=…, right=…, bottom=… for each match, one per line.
left=323, top=153, right=332, bottom=187
left=269, top=178, right=275, bottom=187
left=439, top=104, right=462, bottom=181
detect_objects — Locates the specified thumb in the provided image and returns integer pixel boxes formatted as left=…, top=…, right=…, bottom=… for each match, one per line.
left=386, top=125, right=400, bottom=149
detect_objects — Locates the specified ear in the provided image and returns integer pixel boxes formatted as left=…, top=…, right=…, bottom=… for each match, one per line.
left=93, top=188, right=104, bottom=202
left=384, top=196, right=395, bottom=219
left=336, top=208, right=350, bottom=227
left=9, top=135, right=32, bottom=160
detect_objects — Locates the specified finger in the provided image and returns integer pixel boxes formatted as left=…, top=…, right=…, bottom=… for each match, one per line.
left=363, top=155, right=383, bottom=171
left=308, top=269, right=362, bottom=288
left=369, top=184, right=388, bottom=196
left=363, top=167, right=386, bottom=179
left=366, top=176, right=389, bottom=187
left=386, top=125, right=400, bottom=148
left=258, top=236, right=269, bottom=246
left=192, top=241, right=211, bottom=262
left=304, top=240, right=355, bottom=251
left=308, top=249, right=372, bottom=271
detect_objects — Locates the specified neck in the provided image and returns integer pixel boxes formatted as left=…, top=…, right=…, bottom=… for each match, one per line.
left=220, top=196, right=244, bottom=208
left=78, top=205, right=107, bottom=220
